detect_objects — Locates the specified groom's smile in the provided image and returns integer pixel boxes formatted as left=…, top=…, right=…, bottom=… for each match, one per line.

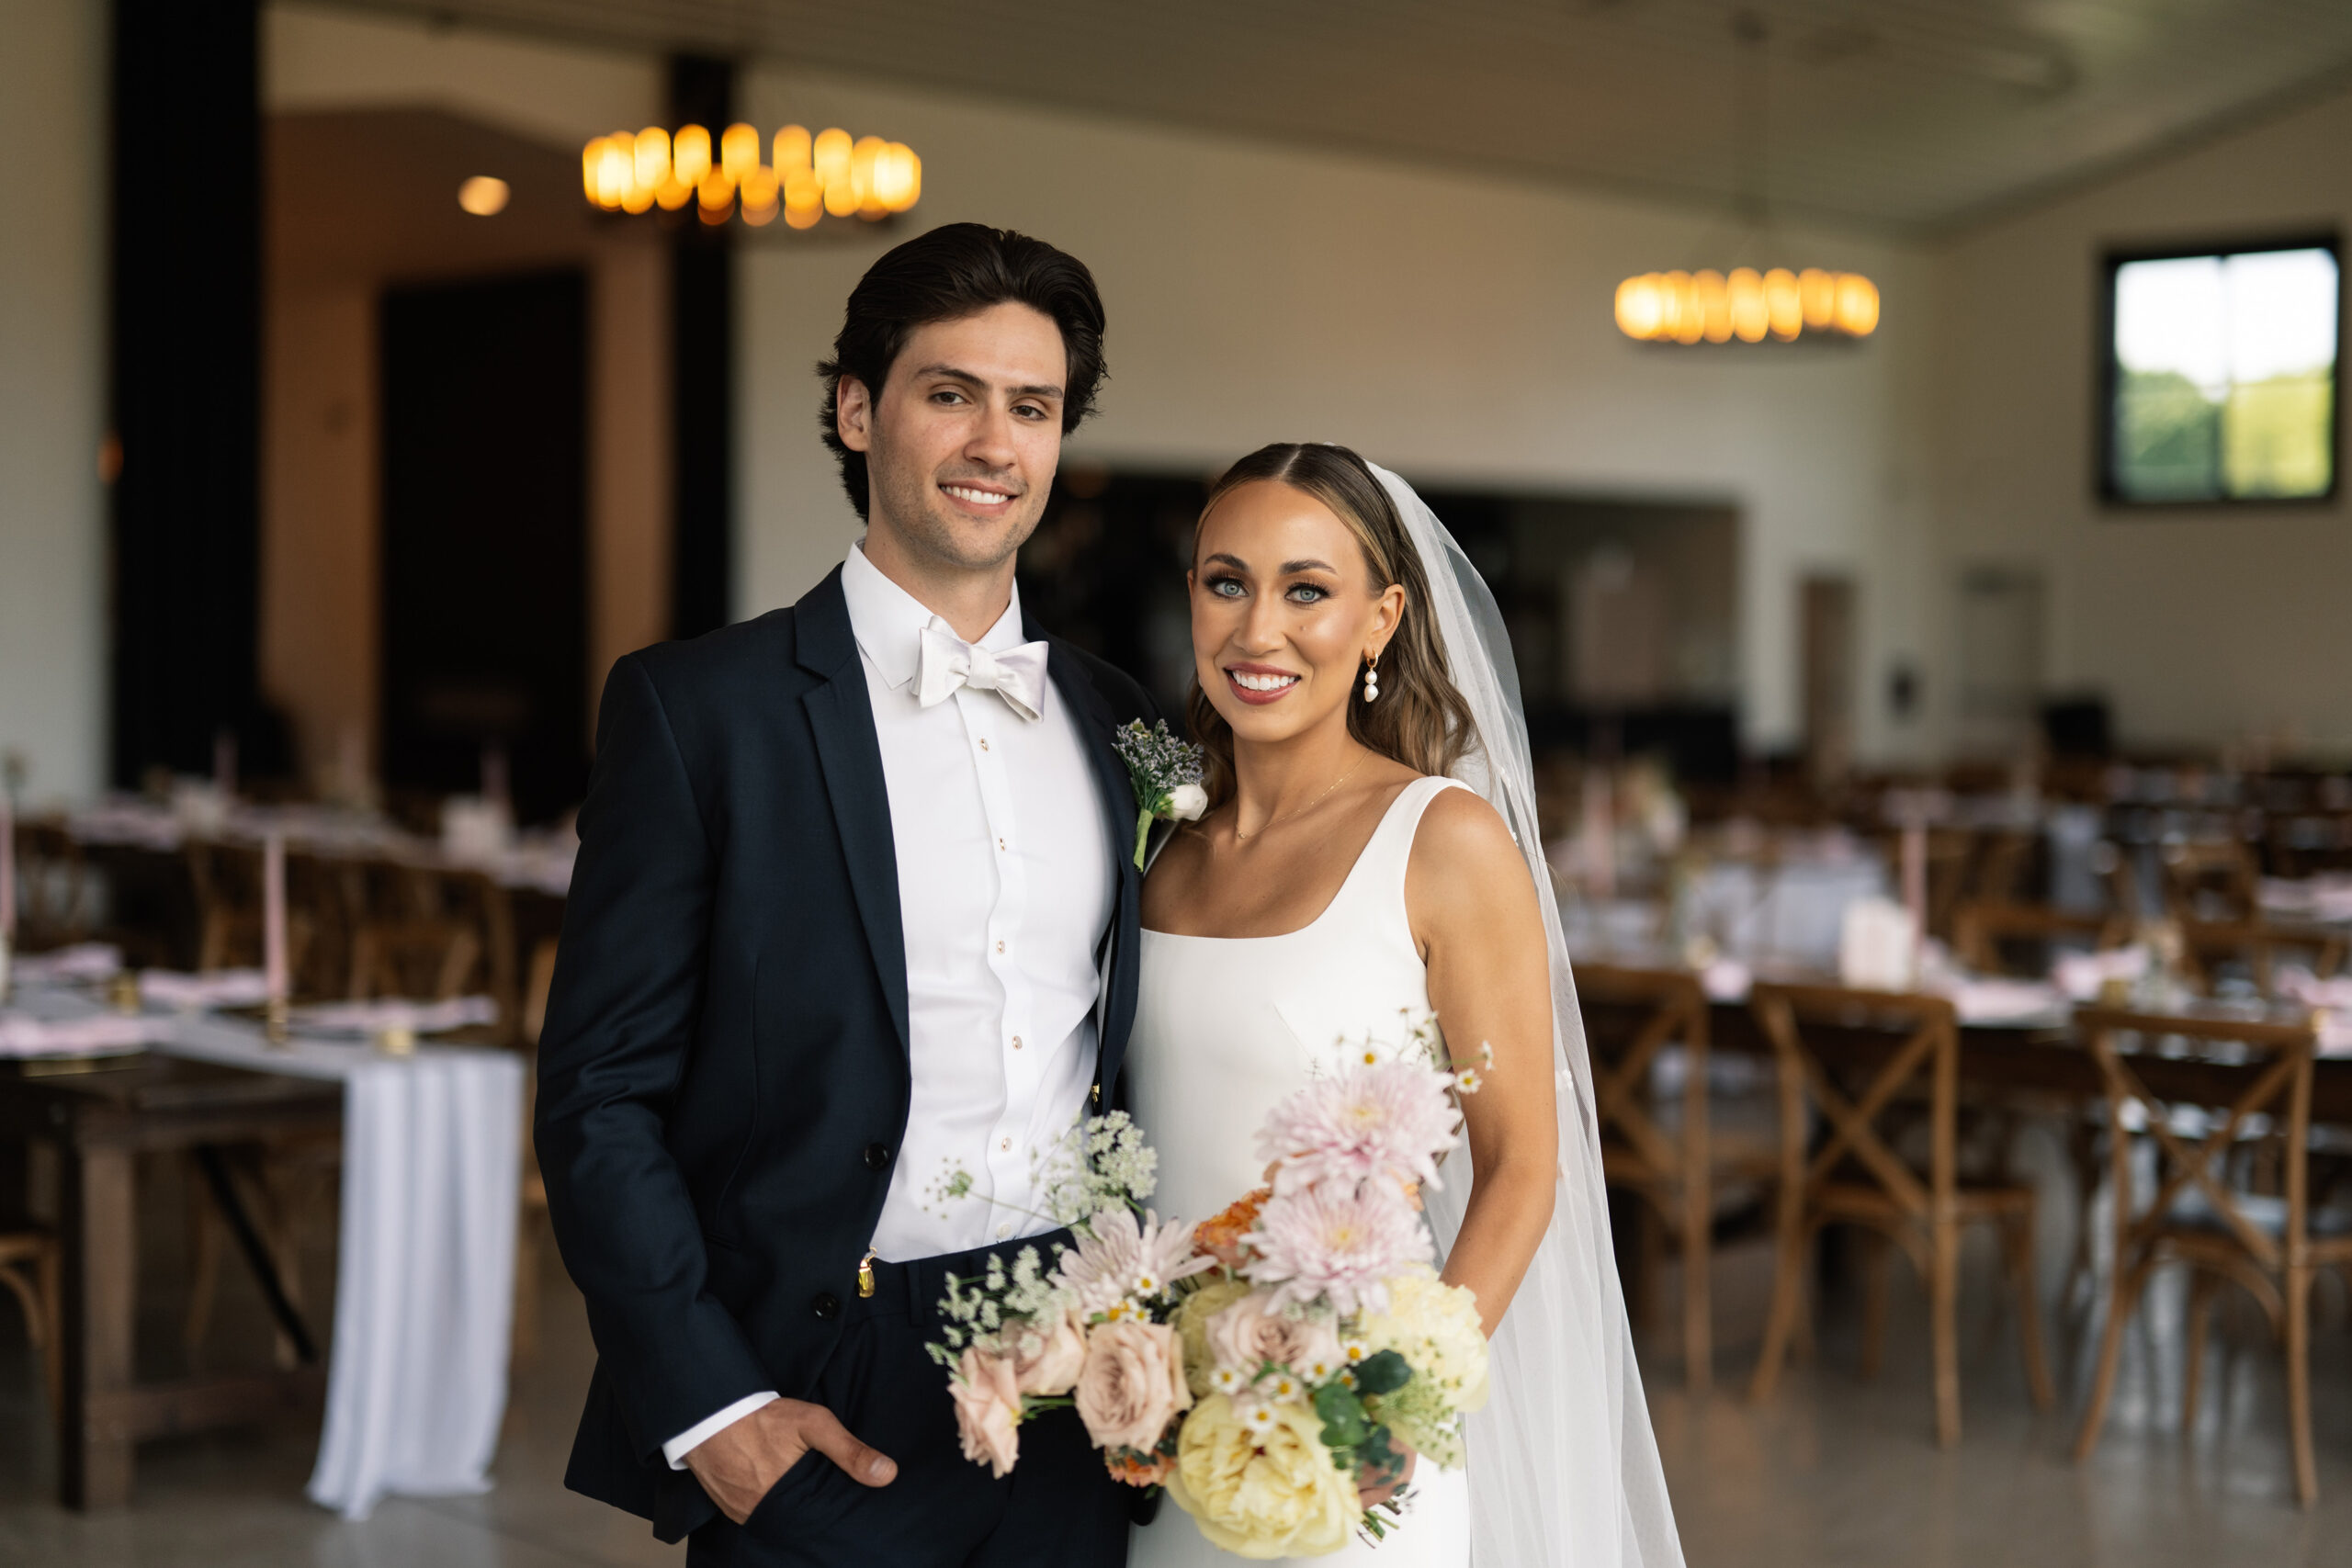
left=939, top=479, right=1020, bottom=513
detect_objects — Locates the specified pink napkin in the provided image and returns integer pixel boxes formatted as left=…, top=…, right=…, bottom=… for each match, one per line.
left=2274, top=965, right=2352, bottom=1011
left=1943, top=977, right=2067, bottom=1024
left=11, top=942, right=124, bottom=983
left=289, top=996, right=499, bottom=1037
left=0, top=1011, right=158, bottom=1056
left=1700, top=958, right=1752, bottom=1003
left=2053, top=946, right=2150, bottom=1001
left=140, top=969, right=272, bottom=1010
left=2261, top=875, right=2352, bottom=924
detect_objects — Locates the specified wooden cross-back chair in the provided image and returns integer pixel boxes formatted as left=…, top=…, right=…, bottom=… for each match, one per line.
left=185, top=839, right=314, bottom=979
left=1952, top=899, right=2127, bottom=977
left=2071, top=1006, right=2351, bottom=1506
left=2159, top=838, right=2261, bottom=924
left=1966, top=829, right=2038, bottom=913
left=1580, top=963, right=1775, bottom=1396
left=0, top=1225, right=60, bottom=1423
left=1747, top=982, right=2054, bottom=1446
left=345, top=860, right=490, bottom=1007
left=11, top=818, right=95, bottom=951
left=2177, top=919, right=2346, bottom=997
left=2090, top=840, right=2146, bottom=924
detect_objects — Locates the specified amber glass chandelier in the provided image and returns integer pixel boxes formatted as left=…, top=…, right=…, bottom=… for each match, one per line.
left=1613, top=13, right=1878, bottom=346
left=1615, top=267, right=1878, bottom=344
left=582, top=121, right=920, bottom=229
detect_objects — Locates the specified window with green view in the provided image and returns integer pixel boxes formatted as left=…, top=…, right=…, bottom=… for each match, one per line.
left=2105, top=241, right=2339, bottom=504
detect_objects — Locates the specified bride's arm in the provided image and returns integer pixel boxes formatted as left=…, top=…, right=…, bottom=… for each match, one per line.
left=1407, top=788, right=1559, bottom=1337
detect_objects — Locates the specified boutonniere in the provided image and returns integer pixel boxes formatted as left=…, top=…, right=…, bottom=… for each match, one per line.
left=1111, top=719, right=1207, bottom=869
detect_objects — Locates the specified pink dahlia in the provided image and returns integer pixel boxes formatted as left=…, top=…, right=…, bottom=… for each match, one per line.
left=1255, top=1061, right=1461, bottom=1197
left=1242, top=1180, right=1431, bottom=1317
left=1055, top=1207, right=1215, bottom=1315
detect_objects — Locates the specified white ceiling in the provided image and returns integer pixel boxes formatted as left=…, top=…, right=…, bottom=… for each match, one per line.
left=342, top=0, right=2352, bottom=232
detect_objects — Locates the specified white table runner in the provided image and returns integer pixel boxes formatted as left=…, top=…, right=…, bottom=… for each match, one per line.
left=107, top=1000, right=522, bottom=1519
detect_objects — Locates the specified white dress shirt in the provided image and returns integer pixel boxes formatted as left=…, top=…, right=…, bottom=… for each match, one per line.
left=664, top=544, right=1116, bottom=1468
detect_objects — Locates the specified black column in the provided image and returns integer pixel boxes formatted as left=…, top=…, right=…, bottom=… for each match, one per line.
left=108, top=0, right=264, bottom=785
left=669, top=55, right=735, bottom=639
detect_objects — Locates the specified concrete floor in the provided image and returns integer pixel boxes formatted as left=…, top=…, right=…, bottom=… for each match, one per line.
left=2, top=1170, right=2346, bottom=1565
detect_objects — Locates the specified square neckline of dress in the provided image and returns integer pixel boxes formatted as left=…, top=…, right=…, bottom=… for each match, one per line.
left=1140, top=775, right=1462, bottom=944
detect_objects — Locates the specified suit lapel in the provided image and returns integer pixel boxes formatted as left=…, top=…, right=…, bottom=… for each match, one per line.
left=796, top=569, right=911, bottom=1057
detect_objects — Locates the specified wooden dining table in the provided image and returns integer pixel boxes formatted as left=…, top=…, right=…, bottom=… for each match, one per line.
left=0, top=1052, right=341, bottom=1508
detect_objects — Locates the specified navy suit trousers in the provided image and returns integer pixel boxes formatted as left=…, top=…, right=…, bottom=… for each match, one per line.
left=686, top=1237, right=1131, bottom=1568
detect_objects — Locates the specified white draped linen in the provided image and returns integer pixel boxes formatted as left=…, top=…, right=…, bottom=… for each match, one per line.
left=147, top=1007, right=524, bottom=1519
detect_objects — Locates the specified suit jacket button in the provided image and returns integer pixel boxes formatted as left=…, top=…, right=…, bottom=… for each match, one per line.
left=864, top=1142, right=891, bottom=1170
left=812, top=1292, right=841, bottom=1321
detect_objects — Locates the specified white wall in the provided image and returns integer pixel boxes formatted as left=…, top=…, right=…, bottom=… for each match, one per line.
left=0, top=0, right=107, bottom=805
left=1931, top=83, right=2352, bottom=756
left=737, top=66, right=1936, bottom=759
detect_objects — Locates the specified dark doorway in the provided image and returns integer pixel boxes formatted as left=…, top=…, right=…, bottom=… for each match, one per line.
left=379, top=270, right=588, bottom=823
left=1801, top=573, right=1857, bottom=788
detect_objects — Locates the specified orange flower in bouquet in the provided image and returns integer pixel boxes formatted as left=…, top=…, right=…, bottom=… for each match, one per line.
left=1192, top=1187, right=1271, bottom=1269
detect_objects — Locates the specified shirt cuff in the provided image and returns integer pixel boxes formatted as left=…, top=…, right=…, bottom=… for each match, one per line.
left=663, top=1391, right=780, bottom=1471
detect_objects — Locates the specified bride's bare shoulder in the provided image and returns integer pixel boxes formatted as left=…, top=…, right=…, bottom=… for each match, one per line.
left=1405, top=784, right=1537, bottom=924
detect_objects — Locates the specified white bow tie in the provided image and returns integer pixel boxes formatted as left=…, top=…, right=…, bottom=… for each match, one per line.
left=915, top=617, right=1049, bottom=722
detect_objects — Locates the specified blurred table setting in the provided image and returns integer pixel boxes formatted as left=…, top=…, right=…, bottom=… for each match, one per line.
left=1547, top=756, right=2352, bottom=1493
left=0, top=911, right=526, bottom=1517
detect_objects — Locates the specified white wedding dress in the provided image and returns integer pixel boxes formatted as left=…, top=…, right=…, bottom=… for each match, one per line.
left=1127, top=774, right=1475, bottom=1568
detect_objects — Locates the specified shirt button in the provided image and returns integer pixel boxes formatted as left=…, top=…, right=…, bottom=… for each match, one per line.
left=997, top=838, right=1007, bottom=852
left=864, top=1142, right=891, bottom=1170
left=979, top=738, right=990, bottom=751
left=1011, top=1035, right=1023, bottom=1050
left=1000, top=1136, right=1012, bottom=1152
left=996, top=941, right=1006, bottom=953
left=996, top=1224, right=1012, bottom=1239
left=811, top=1292, right=841, bottom=1321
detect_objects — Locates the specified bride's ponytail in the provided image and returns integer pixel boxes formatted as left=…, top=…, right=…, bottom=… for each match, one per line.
left=1185, top=443, right=1476, bottom=809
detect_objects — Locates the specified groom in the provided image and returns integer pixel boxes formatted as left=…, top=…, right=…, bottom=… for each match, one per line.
left=537, top=223, right=1156, bottom=1566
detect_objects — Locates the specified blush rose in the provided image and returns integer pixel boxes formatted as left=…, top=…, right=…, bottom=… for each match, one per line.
left=1204, top=1293, right=1342, bottom=1376
left=1010, top=1309, right=1089, bottom=1397
left=950, top=1346, right=1023, bottom=1478
left=1074, top=1320, right=1193, bottom=1453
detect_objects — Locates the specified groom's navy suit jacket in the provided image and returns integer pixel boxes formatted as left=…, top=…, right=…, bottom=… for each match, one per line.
left=536, top=566, right=1158, bottom=1544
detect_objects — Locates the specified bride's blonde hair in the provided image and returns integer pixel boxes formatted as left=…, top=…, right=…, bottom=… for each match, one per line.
left=1186, top=443, right=1475, bottom=810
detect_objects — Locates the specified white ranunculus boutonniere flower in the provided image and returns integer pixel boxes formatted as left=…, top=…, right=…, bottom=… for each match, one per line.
left=1111, top=719, right=1207, bottom=869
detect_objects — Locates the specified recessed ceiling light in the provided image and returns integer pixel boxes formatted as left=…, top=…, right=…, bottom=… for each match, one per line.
left=458, top=175, right=510, bottom=216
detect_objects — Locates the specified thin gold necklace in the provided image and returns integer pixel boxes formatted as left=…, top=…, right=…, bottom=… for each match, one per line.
left=1231, top=754, right=1367, bottom=842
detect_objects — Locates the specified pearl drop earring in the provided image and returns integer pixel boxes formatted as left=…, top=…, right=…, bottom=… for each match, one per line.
left=1362, top=651, right=1380, bottom=704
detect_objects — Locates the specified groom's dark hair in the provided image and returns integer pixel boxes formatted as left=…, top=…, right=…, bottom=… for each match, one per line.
left=819, top=223, right=1107, bottom=518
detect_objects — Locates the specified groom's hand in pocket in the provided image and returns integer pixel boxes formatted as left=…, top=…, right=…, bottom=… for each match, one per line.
left=685, top=1397, right=899, bottom=1524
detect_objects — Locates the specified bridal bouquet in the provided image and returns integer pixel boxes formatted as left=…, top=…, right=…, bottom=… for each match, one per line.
left=924, top=1112, right=1217, bottom=1483
left=928, top=1013, right=1489, bottom=1560
left=1162, top=1014, right=1492, bottom=1558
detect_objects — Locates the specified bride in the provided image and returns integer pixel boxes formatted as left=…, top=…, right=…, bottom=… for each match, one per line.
left=1126, top=445, right=1683, bottom=1568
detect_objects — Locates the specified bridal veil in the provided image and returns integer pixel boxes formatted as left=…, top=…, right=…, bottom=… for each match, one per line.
left=1367, top=462, right=1685, bottom=1568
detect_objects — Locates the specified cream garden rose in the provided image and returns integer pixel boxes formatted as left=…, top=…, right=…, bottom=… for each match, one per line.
left=1172, top=1277, right=1253, bottom=1396
left=1166, top=1393, right=1357, bottom=1559
left=1074, top=1319, right=1193, bottom=1452
left=1357, top=1269, right=1490, bottom=1410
